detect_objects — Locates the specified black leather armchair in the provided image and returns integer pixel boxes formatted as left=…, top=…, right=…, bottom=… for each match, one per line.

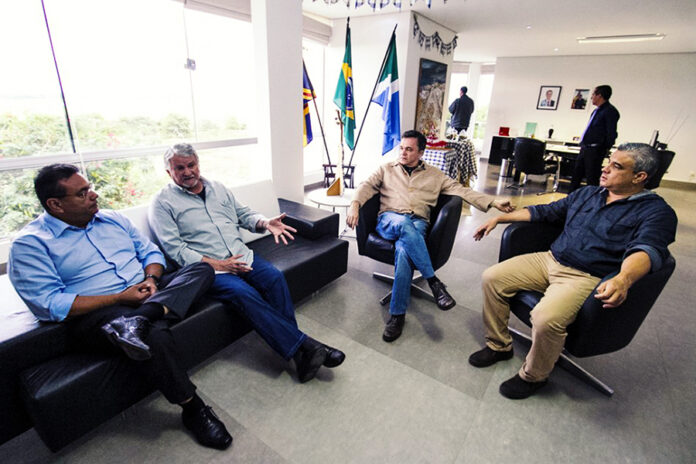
left=499, top=221, right=676, bottom=395
left=356, top=193, right=462, bottom=305
left=508, top=137, right=553, bottom=189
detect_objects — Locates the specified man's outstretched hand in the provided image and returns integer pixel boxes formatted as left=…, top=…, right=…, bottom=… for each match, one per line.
left=265, top=213, right=297, bottom=245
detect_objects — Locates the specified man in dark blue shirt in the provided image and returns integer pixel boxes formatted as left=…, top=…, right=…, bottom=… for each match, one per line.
left=469, top=143, right=677, bottom=399
left=570, top=85, right=620, bottom=191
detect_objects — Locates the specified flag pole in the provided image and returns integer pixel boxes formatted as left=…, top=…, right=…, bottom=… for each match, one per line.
left=348, top=24, right=397, bottom=168
left=304, top=62, right=332, bottom=166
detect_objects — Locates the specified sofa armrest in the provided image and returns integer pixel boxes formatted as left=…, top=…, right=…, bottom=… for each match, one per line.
left=278, top=198, right=339, bottom=240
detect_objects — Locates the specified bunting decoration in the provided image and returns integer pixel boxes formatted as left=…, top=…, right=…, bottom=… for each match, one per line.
left=412, top=15, right=457, bottom=55
left=310, top=0, right=446, bottom=9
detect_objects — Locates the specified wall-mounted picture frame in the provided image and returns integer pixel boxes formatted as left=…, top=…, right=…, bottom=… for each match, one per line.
left=536, top=85, right=561, bottom=110
left=571, top=89, right=590, bottom=110
left=414, top=58, right=448, bottom=139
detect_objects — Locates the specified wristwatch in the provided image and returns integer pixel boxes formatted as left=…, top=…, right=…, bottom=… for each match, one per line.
left=145, top=274, right=161, bottom=288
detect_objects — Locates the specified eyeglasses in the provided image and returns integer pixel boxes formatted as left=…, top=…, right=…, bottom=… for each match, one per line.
left=59, top=183, right=96, bottom=200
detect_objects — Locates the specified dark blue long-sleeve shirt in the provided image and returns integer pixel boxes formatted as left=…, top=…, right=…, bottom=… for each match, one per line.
left=527, top=186, right=677, bottom=277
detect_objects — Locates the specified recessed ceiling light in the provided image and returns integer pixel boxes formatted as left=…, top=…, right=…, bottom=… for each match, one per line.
left=577, top=33, right=665, bottom=44
left=553, top=48, right=559, bottom=52
left=525, top=25, right=532, bottom=30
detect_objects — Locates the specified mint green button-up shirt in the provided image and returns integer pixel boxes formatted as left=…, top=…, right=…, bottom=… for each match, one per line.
left=149, top=178, right=265, bottom=267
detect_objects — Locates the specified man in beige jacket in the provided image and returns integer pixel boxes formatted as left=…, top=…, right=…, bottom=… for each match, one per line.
left=346, top=130, right=513, bottom=342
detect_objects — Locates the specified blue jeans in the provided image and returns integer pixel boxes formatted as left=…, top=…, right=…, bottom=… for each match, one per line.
left=376, top=212, right=435, bottom=315
left=207, top=255, right=306, bottom=359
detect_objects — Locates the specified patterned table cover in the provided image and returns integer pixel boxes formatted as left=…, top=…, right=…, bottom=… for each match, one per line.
left=423, top=148, right=457, bottom=179
left=423, top=138, right=478, bottom=186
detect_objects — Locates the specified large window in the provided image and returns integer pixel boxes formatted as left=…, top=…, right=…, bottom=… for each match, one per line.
left=0, top=0, right=259, bottom=241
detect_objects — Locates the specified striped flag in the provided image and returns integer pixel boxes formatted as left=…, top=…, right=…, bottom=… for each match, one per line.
left=302, top=62, right=316, bottom=146
left=333, top=21, right=356, bottom=150
left=371, top=32, right=400, bottom=155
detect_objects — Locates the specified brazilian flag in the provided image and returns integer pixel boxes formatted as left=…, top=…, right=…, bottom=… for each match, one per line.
left=333, top=21, right=355, bottom=150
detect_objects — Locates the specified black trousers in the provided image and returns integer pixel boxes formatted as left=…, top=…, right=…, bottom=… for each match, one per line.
left=570, top=146, right=607, bottom=191
left=66, top=262, right=215, bottom=404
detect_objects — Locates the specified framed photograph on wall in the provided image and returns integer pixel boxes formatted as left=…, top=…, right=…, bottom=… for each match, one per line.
left=414, top=58, right=448, bottom=139
left=571, top=89, right=590, bottom=110
left=536, top=85, right=561, bottom=110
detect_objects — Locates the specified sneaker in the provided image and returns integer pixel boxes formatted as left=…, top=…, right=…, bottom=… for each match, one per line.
left=468, top=346, right=514, bottom=367
left=382, top=315, right=405, bottom=342
left=499, top=374, right=548, bottom=399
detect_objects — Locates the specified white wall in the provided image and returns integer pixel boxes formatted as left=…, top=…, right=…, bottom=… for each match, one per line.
left=324, top=13, right=456, bottom=184
left=482, top=53, right=696, bottom=183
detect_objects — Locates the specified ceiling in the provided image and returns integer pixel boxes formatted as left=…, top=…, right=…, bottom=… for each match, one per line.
left=302, top=0, right=696, bottom=62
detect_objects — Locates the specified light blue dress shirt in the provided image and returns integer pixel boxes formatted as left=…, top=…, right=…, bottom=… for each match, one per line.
left=8, top=210, right=165, bottom=322
left=148, top=178, right=264, bottom=268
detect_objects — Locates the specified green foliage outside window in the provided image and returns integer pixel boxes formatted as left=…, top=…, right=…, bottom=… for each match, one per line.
left=0, top=112, right=246, bottom=238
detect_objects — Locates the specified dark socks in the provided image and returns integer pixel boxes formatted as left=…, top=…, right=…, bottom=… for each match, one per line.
left=133, top=302, right=165, bottom=321
left=427, top=276, right=440, bottom=287
left=180, top=393, right=205, bottom=414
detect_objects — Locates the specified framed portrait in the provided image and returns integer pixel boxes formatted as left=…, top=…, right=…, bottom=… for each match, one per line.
left=571, top=88, right=590, bottom=110
left=414, top=58, right=448, bottom=139
left=537, top=85, right=561, bottom=110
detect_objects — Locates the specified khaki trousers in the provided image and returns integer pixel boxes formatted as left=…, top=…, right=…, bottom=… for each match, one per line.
left=481, top=251, right=600, bottom=382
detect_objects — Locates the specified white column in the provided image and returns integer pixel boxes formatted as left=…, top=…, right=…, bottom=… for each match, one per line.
left=252, top=0, right=304, bottom=201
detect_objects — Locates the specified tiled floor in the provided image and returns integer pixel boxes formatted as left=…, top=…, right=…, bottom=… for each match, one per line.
left=2, top=161, right=694, bottom=463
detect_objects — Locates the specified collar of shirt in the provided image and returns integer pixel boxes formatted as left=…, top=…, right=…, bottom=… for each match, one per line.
left=41, top=210, right=106, bottom=237
left=170, top=177, right=209, bottom=196
left=390, top=160, right=426, bottom=171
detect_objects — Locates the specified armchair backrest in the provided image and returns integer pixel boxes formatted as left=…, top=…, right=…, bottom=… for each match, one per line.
left=499, top=221, right=676, bottom=358
left=356, top=193, right=462, bottom=271
left=513, top=137, right=547, bottom=175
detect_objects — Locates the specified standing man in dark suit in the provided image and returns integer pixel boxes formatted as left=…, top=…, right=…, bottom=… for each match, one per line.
left=569, top=85, right=620, bottom=191
left=449, top=86, right=475, bottom=132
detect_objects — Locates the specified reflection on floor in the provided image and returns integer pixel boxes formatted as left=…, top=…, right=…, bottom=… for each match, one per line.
left=2, top=160, right=694, bottom=463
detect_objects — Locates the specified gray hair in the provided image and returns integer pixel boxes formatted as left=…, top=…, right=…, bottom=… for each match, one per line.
left=164, top=143, right=198, bottom=169
left=617, top=142, right=659, bottom=181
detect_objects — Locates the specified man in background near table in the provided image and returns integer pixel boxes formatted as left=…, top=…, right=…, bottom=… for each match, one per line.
left=449, top=86, right=475, bottom=132
left=149, top=143, right=345, bottom=385
left=9, top=164, right=232, bottom=450
left=569, top=85, right=620, bottom=192
left=346, top=130, right=514, bottom=342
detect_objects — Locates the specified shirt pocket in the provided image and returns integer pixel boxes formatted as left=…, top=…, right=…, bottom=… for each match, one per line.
left=607, top=218, right=638, bottom=243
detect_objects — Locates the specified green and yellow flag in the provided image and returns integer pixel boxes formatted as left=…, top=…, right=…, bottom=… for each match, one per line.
left=333, top=20, right=355, bottom=150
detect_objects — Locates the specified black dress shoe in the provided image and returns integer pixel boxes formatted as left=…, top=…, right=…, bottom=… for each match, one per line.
left=323, top=345, right=346, bottom=368
left=429, top=281, right=456, bottom=310
left=382, top=315, right=405, bottom=342
left=293, top=343, right=328, bottom=383
left=468, top=346, right=514, bottom=367
left=101, top=315, right=151, bottom=361
left=182, top=405, right=233, bottom=450
left=499, top=374, right=548, bottom=399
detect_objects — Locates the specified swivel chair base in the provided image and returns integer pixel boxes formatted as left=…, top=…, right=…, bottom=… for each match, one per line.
left=372, top=272, right=435, bottom=306
left=508, top=327, right=614, bottom=396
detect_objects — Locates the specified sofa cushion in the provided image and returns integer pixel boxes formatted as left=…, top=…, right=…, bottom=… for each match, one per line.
left=0, top=274, right=39, bottom=343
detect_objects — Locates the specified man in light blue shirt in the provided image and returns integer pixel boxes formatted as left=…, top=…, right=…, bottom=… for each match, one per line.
left=149, top=143, right=345, bottom=384
left=9, top=164, right=232, bottom=450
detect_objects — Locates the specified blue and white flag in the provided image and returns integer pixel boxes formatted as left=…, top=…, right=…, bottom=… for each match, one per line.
left=371, top=32, right=400, bottom=155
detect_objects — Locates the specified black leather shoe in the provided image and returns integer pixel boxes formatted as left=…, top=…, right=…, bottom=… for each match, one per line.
left=382, top=315, right=405, bottom=342
left=468, top=346, right=514, bottom=367
left=499, top=374, right=548, bottom=399
left=101, top=315, right=151, bottom=361
left=323, top=345, right=346, bottom=368
left=182, top=405, right=233, bottom=450
left=293, top=343, right=327, bottom=383
left=429, top=281, right=456, bottom=310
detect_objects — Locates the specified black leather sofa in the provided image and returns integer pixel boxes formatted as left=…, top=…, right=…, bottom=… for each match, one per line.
left=0, top=198, right=348, bottom=452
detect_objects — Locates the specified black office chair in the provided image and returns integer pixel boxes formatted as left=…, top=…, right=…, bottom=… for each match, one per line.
left=507, top=137, right=552, bottom=189
left=646, top=150, right=675, bottom=190
left=498, top=222, right=676, bottom=396
left=356, top=193, right=462, bottom=305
